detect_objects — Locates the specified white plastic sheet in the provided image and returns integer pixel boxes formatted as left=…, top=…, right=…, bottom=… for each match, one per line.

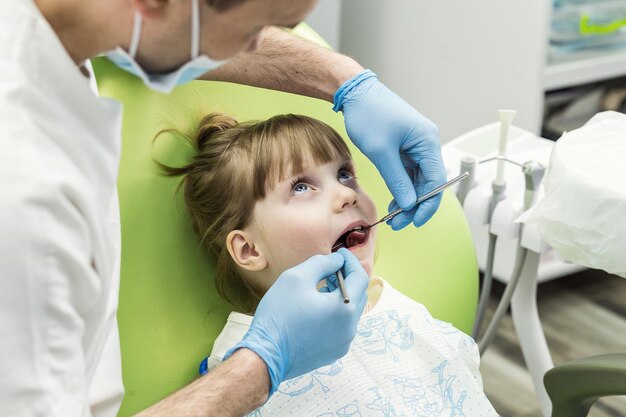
left=518, top=111, right=626, bottom=278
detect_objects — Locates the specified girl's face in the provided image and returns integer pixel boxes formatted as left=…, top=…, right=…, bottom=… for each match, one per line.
left=243, top=155, right=378, bottom=292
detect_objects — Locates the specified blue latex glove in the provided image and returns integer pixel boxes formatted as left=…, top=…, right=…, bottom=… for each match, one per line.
left=333, top=70, right=447, bottom=229
left=223, top=248, right=369, bottom=398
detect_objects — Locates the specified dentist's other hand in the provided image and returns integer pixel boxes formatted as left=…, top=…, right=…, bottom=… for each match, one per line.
left=224, top=248, right=368, bottom=398
left=334, top=70, right=447, bottom=229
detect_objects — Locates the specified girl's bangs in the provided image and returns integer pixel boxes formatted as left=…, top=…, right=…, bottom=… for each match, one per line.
left=250, top=116, right=352, bottom=199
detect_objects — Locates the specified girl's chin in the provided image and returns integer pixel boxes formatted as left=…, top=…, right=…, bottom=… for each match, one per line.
left=358, top=257, right=374, bottom=277
left=342, top=244, right=373, bottom=272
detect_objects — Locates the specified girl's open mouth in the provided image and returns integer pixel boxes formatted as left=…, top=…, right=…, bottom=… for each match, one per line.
left=332, top=226, right=370, bottom=252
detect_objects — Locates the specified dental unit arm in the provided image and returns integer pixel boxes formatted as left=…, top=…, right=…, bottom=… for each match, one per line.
left=442, top=111, right=584, bottom=417
left=474, top=112, right=548, bottom=352
left=477, top=160, right=545, bottom=355
left=443, top=111, right=582, bottom=287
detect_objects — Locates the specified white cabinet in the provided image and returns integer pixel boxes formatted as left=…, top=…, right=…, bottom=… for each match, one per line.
left=546, top=48, right=626, bottom=89
left=339, top=0, right=626, bottom=143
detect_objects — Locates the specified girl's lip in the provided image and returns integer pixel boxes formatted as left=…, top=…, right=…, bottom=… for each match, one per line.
left=339, top=220, right=370, bottom=238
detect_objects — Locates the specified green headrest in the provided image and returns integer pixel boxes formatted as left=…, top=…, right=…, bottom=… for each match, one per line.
left=92, top=27, right=477, bottom=416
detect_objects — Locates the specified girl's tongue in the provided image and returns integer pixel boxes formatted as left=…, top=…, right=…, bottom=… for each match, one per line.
left=332, top=227, right=369, bottom=252
left=345, top=229, right=367, bottom=248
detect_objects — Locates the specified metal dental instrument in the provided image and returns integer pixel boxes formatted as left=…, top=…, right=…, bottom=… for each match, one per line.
left=362, top=171, right=470, bottom=232
left=332, top=172, right=470, bottom=303
left=332, top=171, right=471, bottom=252
left=336, top=269, right=349, bottom=304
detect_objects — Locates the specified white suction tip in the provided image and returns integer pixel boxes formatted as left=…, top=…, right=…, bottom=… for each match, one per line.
left=498, top=109, right=517, bottom=123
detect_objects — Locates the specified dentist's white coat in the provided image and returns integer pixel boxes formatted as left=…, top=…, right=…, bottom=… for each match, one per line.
left=0, top=1, right=124, bottom=416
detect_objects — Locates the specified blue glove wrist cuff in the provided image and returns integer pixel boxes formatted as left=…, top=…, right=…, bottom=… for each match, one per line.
left=332, top=69, right=378, bottom=112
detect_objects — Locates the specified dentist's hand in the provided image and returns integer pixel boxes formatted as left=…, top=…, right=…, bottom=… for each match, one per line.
left=333, top=70, right=447, bottom=229
left=224, top=248, right=368, bottom=398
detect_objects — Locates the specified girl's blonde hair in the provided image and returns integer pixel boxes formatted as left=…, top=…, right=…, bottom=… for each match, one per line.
left=158, top=113, right=351, bottom=314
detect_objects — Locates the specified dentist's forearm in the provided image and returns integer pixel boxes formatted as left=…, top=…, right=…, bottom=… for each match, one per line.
left=134, top=349, right=269, bottom=417
left=203, top=26, right=364, bottom=103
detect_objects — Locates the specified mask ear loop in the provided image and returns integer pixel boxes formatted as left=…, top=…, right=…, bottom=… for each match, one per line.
left=129, top=12, right=143, bottom=58
left=191, top=0, right=200, bottom=58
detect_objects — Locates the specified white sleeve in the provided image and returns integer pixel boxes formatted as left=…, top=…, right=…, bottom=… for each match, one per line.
left=0, top=158, right=100, bottom=416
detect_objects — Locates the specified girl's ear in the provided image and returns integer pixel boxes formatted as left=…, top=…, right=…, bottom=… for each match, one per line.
left=226, top=230, right=268, bottom=272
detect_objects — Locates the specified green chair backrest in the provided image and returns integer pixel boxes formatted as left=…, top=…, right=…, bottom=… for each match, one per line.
left=92, top=26, right=477, bottom=416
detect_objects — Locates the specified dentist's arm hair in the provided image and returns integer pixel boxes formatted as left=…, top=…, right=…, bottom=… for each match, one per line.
left=134, top=349, right=268, bottom=417
left=203, top=26, right=364, bottom=103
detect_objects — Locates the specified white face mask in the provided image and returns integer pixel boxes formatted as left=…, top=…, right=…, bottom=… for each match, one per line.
left=106, top=0, right=226, bottom=94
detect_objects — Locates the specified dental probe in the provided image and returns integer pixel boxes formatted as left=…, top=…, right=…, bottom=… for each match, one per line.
left=331, top=172, right=470, bottom=253
left=360, top=171, right=470, bottom=232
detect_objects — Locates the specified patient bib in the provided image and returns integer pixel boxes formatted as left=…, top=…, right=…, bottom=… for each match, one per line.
left=209, top=278, right=497, bottom=417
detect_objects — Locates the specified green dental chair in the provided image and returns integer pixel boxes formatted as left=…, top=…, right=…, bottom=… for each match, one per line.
left=91, top=25, right=479, bottom=416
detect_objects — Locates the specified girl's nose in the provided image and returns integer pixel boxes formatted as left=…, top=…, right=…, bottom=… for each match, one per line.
left=333, top=184, right=358, bottom=212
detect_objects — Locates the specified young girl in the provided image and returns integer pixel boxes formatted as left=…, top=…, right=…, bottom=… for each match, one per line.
left=161, top=113, right=497, bottom=417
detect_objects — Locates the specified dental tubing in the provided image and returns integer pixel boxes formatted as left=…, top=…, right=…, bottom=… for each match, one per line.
left=477, top=161, right=546, bottom=355
left=472, top=232, right=498, bottom=340
left=472, top=110, right=514, bottom=341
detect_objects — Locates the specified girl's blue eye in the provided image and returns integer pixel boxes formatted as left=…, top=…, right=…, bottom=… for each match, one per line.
left=292, top=182, right=310, bottom=195
left=338, top=170, right=354, bottom=183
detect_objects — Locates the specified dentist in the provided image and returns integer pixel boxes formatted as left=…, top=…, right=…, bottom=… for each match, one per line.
left=0, top=0, right=446, bottom=416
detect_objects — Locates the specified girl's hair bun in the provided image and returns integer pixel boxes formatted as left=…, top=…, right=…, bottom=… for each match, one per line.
left=196, top=113, right=239, bottom=151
